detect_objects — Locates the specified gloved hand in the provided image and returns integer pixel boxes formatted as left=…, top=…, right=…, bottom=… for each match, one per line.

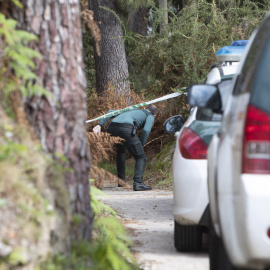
left=93, top=125, right=101, bottom=134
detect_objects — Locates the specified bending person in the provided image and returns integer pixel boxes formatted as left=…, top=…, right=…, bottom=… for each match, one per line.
left=93, top=104, right=158, bottom=191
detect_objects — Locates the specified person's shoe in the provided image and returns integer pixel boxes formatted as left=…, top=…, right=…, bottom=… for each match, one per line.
left=133, top=182, right=152, bottom=191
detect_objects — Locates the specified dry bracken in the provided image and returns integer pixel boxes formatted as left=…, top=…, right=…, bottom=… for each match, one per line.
left=87, top=132, right=126, bottom=188
left=80, top=1, right=101, bottom=56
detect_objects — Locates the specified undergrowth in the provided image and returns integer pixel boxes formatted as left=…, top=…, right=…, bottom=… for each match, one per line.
left=144, top=141, right=175, bottom=189
left=126, top=0, right=270, bottom=96
left=98, top=158, right=135, bottom=182
left=40, top=182, right=139, bottom=270
left=86, top=86, right=187, bottom=160
left=96, top=140, right=175, bottom=189
left=90, top=183, right=139, bottom=270
left=86, top=132, right=126, bottom=188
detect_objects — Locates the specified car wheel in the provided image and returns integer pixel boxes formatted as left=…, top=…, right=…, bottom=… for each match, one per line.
left=209, top=215, right=242, bottom=270
left=209, top=214, right=220, bottom=270
left=174, top=221, right=202, bottom=252
left=209, top=214, right=225, bottom=270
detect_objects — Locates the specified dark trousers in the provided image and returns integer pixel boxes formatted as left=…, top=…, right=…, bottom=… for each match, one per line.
left=107, top=124, right=146, bottom=183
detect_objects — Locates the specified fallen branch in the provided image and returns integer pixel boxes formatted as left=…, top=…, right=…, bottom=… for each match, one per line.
left=144, top=135, right=166, bottom=147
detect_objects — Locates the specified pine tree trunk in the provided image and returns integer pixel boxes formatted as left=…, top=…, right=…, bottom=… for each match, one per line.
left=89, top=0, right=130, bottom=96
left=10, top=0, right=93, bottom=242
left=129, top=7, right=148, bottom=37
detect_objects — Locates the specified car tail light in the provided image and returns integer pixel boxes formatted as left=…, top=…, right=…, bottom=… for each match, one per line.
left=178, top=127, right=207, bottom=159
left=242, top=105, right=270, bottom=174
left=267, top=228, right=270, bottom=239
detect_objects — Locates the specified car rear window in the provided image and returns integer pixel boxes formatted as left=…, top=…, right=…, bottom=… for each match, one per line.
left=189, top=121, right=221, bottom=145
left=250, top=35, right=270, bottom=115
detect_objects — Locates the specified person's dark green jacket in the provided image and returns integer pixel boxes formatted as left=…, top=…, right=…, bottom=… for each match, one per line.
left=98, top=109, right=155, bottom=146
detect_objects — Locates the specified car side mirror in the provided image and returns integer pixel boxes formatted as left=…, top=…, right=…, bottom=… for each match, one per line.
left=163, top=115, right=185, bottom=133
left=187, top=84, right=221, bottom=111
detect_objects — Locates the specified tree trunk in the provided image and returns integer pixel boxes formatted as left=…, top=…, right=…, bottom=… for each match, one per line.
left=10, top=0, right=93, bottom=242
left=159, top=0, right=168, bottom=31
left=89, top=0, right=130, bottom=96
left=129, top=7, right=148, bottom=37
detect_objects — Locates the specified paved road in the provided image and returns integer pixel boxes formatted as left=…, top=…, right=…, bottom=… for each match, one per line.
left=99, top=187, right=209, bottom=270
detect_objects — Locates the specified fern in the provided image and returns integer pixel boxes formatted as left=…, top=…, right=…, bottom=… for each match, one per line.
left=10, top=0, right=23, bottom=8
left=0, top=14, right=51, bottom=99
left=93, top=217, right=138, bottom=270
left=90, top=182, right=117, bottom=217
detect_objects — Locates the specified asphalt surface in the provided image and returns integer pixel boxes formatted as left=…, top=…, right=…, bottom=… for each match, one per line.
left=99, top=186, right=209, bottom=270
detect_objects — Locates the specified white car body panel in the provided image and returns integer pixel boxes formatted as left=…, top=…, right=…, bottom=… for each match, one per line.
left=172, top=64, right=238, bottom=227
left=217, top=92, right=270, bottom=269
left=207, top=16, right=270, bottom=269
left=173, top=130, right=208, bottom=225
left=206, top=65, right=238, bottom=84
left=207, top=134, right=221, bottom=235
left=172, top=106, right=209, bottom=225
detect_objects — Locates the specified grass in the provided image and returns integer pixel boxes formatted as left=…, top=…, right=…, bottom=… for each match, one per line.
left=98, top=158, right=135, bottom=182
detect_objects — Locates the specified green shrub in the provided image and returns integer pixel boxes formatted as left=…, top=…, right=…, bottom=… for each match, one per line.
left=127, top=0, right=270, bottom=97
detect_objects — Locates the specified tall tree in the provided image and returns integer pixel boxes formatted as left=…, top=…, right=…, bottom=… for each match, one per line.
left=89, top=0, right=130, bottom=96
left=117, top=0, right=152, bottom=36
left=128, top=7, right=149, bottom=36
left=10, top=0, right=92, bottom=241
left=159, top=0, right=168, bottom=31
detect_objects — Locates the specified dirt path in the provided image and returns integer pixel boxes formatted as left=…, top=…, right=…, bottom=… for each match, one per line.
left=99, top=187, right=209, bottom=270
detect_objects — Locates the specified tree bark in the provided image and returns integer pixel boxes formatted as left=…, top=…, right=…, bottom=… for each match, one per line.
left=10, top=0, right=92, bottom=242
left=89, top=0, right=130, bottom=96
left=129, top=7, right=148, bottom=37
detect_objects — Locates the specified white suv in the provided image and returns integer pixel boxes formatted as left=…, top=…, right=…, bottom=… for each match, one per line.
left=188, top=12, right=270, bottom=270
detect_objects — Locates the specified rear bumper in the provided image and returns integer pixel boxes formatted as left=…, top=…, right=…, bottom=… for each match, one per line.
left=221, top=174, right=270, bottom=269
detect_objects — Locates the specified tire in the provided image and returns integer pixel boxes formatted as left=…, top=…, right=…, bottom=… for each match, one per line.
left=174, top=221, right=202, bottom=252
left=209, top=214, right=222, bottom=270
left=220, top=239, right=242, bottom=270
left=209, top=215, right=242, bottom=270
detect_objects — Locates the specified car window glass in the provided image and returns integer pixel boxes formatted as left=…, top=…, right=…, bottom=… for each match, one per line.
left=196, top=108, right=223, bottom=122
left=196, top=108, right=214, bottom=121
left=189, top=121, right=221, bottom=145
left=218, top=79, right=233, bottom=110
left=233, top=18, right=270, bottom=96
left=250, top=35, right=270, bottom=115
